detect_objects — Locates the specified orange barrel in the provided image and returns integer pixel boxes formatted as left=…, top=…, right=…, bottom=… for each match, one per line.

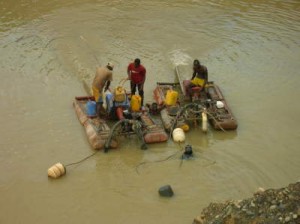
left=130, top=95, right=141, bottom=112
left=165, top=90, right=178, bottom=106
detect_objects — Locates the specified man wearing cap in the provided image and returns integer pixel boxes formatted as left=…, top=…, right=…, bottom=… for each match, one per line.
left=127, top=58, right=146, bottom=106
left=92, top=62, right=114, bottom=116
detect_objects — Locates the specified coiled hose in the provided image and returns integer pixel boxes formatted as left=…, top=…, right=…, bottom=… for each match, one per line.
left=104, top=119, right=148, bottom=152
left=169, top=103, right=203, bottom=138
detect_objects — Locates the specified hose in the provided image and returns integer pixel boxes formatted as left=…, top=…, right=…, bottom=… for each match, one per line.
left=169, top=103, right=203, bottom=138
left=132, top=120, right=148, bottom=150
left=135, top=142, right=184, bottom=174
left=168, top=101, right=227, bottom=135
left=104, top=119, right=147, bottom=153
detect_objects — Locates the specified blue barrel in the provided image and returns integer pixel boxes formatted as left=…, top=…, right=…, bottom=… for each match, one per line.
left=86, top=101, right=97, bottom=117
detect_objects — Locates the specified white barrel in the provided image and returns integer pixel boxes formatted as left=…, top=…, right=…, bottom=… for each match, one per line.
left=48, top=163, right=66, bottom=179
left=172, top=128, right=185, bottom=143
left=202, top=111, right=208, bottom=133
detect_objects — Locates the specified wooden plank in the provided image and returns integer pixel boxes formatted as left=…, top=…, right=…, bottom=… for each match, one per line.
left=156, top=82, right=180, bottom=86
left=175, top=65, right=193, bottom=95
left=175, top=66, right=186, bottom=94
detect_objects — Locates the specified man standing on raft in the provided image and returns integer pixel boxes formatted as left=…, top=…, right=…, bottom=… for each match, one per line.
left=92, top=62, right=114, bottom=116
left=127, top=58, right=146, bottom=107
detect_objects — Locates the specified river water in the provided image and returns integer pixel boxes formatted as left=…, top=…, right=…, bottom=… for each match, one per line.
left=0, top=0, right=299, bottom=223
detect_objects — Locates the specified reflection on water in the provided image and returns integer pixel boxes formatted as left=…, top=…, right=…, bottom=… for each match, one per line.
left=0, top=0, right=300, bottom=223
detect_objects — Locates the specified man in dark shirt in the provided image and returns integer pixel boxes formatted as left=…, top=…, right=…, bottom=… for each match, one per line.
left=190, top=59, right=208, bottom=88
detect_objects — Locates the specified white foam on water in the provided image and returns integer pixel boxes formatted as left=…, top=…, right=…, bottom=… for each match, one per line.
left=168, top=49, right=193, bottom=67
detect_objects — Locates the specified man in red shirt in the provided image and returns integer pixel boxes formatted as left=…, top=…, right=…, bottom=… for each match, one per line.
left=127, top=58, right=146, bottom=106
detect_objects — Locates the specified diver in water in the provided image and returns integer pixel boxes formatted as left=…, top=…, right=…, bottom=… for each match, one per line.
left=181, top=144, right=194, bottom=160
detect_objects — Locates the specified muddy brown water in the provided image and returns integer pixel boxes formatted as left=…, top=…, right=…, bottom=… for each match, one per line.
left=0, top=0, right=299, bottom=223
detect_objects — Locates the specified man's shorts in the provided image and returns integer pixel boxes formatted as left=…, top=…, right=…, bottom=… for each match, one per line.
left=191, top=77, right=205, bottom=87
left=92, top=86, right=103, bottom=103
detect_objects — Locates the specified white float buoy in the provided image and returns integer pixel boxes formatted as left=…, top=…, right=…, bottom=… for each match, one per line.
left=47, top=163, right=66, bottom=179
left=202, top=111, right=208, bottom=133
left=216, top=101, right=224, bottom=109
left=172, top=128, right=185, bottom=143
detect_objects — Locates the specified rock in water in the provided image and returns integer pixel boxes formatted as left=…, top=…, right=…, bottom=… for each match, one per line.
left=159, top=185, right=174, bottom=197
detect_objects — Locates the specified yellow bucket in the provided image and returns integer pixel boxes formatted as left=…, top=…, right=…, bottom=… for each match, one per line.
left=131, top=95, right=141, bottom=112
left=165, top=90, right=178, bottom=106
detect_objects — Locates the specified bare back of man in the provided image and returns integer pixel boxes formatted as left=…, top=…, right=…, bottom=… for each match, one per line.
left=92, top=63, right=113, bottom=116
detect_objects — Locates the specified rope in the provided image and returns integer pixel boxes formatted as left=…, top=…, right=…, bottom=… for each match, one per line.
left=65, top=151, right=99, bottom=167
left=178, top=142, right=186, bottom=167
left=118, top=78, right=128, bottom=87
left=135, top=142, right=184, bottom=174
left=135, top=151, right=180, bottom=174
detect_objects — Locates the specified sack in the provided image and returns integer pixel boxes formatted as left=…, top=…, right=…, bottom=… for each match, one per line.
left=114, top=86, right=126, bottom=102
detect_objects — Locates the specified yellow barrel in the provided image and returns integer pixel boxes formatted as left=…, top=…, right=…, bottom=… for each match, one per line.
left=172, top=128, right=185, bottom=143
left=114, top=86, right=126, bottom=102
left=47, top=163, right=66, bottom=179
left=131, top=95, right=141, bottom=112
left=165, top=90, right=178, bottom=106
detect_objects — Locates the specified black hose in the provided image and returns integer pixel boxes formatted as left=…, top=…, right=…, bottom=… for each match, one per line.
left=133, top=121, right=148, bottom=150
left=104, top=119, right=126, bottom=152
left=104, top=119, right=147, bottom=153
left=169, top=103, right=203, bottom=138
